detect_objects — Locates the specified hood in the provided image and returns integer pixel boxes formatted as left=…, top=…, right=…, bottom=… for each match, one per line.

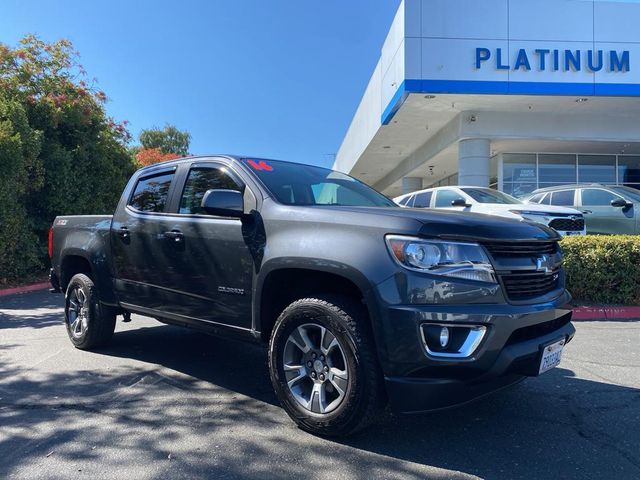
left=300, top=205, right=560, bottom=242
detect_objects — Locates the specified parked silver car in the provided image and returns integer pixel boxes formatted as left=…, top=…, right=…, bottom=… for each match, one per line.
left=394, top=186, right=585, bottom=236
left=523, top=184, right=640, bottom=234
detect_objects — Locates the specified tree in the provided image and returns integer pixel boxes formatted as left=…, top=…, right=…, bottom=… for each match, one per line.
left=0, top=35, right=136, bottom=283
left=139, top=124, right=190, bottom=156
left=135, top=147, right=181, bottom=167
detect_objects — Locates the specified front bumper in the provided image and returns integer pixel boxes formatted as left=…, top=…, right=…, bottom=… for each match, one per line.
left=375, top=290, right=575, bottom=413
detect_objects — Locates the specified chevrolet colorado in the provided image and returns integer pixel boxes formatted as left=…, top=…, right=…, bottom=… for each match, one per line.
left=49, top=155, right=575, bottom=436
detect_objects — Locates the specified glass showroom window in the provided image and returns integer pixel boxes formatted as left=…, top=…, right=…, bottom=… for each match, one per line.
left=578, top=155, right=616, bottom=184
left=618, top=156, right=640, bottom=190
left=538, top=154, right=577, bottom=188
left=502, top=153, right=536, bottom=197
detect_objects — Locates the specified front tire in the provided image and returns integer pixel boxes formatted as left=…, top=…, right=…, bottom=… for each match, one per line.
left=268, top=296, right=385, bottom=436
left=64, top=273, right=116, bottom=350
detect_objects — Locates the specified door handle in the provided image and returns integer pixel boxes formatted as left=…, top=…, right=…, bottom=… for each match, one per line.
left=164, top=230, right=184, bottom=242
left=581, top=210, right=593, bottom=214
left=117, top=226, right=130, bottom=238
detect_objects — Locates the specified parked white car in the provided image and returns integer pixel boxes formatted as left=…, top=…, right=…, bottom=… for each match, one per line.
left=394, top=186, right=586, bottom=236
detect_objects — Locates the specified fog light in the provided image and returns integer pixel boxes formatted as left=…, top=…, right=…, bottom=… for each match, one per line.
left=439, top=327, right=450, bottom=348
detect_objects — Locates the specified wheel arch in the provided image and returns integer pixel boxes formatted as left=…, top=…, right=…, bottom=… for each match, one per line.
left=254, top=260, right=381, bottom=346
left=59, top=249, right=117, bottom=305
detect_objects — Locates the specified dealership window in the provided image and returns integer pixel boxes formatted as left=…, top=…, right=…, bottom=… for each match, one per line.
left=538, top=154, right=577, bottom=187
left=502, top=153, right=536, bottom=197
left=618, top=156, right=640, bottom=188
left=578, top=155, right=616, bottom=184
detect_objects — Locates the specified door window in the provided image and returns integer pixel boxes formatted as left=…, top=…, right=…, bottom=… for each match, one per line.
left=413, top=191, right=432, bottom=208
left=179, top=166, right=243, bottom=215
left=435, top=189, right=464, bottom=208
left=397, top=195, right=412, bottom=206
left=581, top=189, right=621, bottom=206
left=129, top=172, right=175, bottom=213
left=549, top=190, right=576, bottom=206
left=527, top=193, right=545, bottom=204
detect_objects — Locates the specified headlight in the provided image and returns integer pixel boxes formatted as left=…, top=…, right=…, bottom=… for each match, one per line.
left=385, top=235, right=496, bottom=283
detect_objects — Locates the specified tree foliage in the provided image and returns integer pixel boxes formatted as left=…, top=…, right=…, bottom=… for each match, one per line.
left=139, top=124, right=190, bottom=156
left=0, top=35, right=136, bottom=284
left=135, top=147, right=181, bottom=167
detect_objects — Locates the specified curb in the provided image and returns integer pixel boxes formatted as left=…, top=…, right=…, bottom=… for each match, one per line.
left=572, top=306, right=640, bottom=321
left=0, top=281, right=50, bottom=298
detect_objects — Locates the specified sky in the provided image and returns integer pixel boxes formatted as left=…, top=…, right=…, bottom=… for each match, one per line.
left=2, top=0, right=402, bottom=167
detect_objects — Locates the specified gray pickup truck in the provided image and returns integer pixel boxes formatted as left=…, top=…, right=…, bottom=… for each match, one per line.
left=49, top=155, right=575, bottom=436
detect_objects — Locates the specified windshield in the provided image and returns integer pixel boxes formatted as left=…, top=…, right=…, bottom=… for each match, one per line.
left=460, top=188, right=522, bottom=205
left=611, top=186, right=640, bottom=202
left=243, top=158, right=396, bottom=207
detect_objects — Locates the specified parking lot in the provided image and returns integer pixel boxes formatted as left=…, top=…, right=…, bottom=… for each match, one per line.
left=0, top=290, right=638, bottom=480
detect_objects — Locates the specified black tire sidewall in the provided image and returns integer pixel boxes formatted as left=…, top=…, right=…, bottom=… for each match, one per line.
left=64, top=273, right=112, bottom=349
left=269, top=299, right=373, bottom=435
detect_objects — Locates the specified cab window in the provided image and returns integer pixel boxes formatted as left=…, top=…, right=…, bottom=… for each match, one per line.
left=581, top=188, right=621, bottom=206
left=435, top=189, right=464, bottom=208
left=179, top=166, right=242, bottom=215
left=129, top=171, right=175, bottom=213
left=549, top=190, right=575, bottom=206
left=528, top=193, right=545, bottom=204
left=413, top=191, right=432, bottom=208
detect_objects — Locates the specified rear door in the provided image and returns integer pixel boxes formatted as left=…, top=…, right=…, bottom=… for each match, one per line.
left=111, top=166, right=179, bottom=309
left=579, top=188, right=636, bottom=234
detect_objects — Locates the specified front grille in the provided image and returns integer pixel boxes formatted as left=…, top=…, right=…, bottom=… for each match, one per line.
left=482, top=240, right=562, bottom=301
left=506, top=313, right=572, bottom=346
left=483, top=240, right=558, bottom=257
left=501, top=270, right=560, bottom=300
left=549, top=218, right=584, bottom=232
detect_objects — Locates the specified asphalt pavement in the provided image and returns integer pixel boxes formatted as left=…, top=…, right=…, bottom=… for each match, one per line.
left=1, top=290, right=639, bottom=480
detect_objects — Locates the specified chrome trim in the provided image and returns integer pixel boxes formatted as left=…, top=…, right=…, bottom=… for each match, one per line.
left=420, top=324, right=487, bottom=359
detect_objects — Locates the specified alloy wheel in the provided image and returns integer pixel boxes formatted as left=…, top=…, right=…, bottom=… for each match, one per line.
left=283, top=323, right=349, bottom=414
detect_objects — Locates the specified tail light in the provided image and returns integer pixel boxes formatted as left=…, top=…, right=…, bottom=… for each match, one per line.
left=48, top=227, right=53, bottom=258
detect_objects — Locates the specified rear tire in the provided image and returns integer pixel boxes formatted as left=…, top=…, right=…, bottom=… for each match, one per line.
left=64, top=273, right=116, bottom=350
left=268, top=295, right=385, bottom=436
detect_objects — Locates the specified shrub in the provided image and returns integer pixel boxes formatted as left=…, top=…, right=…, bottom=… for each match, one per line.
left=560, top=235, right=640, bottom=305
left=0, top=35, right=136, bottom=285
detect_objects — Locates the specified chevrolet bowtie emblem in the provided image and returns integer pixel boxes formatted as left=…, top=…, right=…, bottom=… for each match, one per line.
left=535, top=255, right=554, bottom=273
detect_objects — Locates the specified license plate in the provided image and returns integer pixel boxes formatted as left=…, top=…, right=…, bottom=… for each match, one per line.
left=539, top=338, right=565, bottom=375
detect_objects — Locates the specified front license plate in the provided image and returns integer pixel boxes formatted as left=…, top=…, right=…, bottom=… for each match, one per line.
left=539, top=338, right=565, bottom=375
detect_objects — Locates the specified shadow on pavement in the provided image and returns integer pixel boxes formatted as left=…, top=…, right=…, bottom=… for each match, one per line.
left=0, top=290, right=64, bottom=330
left=1, top=291, right=639, bottom=479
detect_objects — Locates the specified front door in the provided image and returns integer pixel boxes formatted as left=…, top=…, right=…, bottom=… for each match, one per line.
left=157, top=163, right=258, bottom=329
left=579, top=188, right=636, bottom=234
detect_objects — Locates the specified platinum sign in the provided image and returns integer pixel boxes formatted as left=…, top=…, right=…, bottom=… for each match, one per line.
left=475, top=47, right=630, bottom=72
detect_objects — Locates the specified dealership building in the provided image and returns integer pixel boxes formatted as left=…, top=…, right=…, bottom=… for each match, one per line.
left=334, top=0, right=640, bottom=198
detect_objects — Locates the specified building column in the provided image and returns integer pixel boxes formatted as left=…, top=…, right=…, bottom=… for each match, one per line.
left=402, top=176, right=423, bottom=194
left=458, top=138, right=490, bottom=187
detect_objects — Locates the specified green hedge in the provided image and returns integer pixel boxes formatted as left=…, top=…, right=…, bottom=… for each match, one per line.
left=560, top=235, right=640, bottom=305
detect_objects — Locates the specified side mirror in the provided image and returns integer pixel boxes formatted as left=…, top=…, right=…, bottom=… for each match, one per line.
left=611, top=198, right=631, bottom=208
left=201, top=189, right=244, bottom=217
left=451, top=198, right=471, bottom=208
